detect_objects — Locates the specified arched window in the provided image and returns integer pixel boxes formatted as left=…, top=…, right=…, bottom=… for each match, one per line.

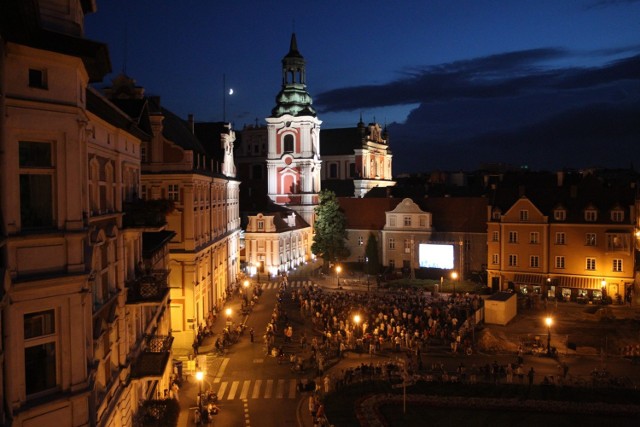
left=283, top=134, right=294, bottom=153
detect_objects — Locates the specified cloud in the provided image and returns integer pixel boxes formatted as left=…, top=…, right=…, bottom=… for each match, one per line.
left=315, top=48, right=640, bottom=173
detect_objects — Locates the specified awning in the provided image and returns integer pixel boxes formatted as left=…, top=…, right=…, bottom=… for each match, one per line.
left=557, top=276, right=602, bottom=290
left=513, top=274, right=546, bottom=285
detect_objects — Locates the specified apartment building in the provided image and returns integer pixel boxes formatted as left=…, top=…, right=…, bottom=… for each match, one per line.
left=487, top=171, right=637, bottom=303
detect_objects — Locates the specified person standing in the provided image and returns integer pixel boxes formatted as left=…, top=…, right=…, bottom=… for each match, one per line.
left=250, top=328, right=254, bottom=343
left=528, top=367, right=535, bottom=386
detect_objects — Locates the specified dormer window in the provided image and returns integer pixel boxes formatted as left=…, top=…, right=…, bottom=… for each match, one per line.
left=554, top=209, right=566, bottom=221
left=611, top=210, right=624, bottom=222
left=585, top=209, right=597, bottom=222
left=492, top=209, right=501, bottom=220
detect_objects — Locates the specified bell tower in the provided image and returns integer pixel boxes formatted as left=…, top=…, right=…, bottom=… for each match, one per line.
left=266, top=33, right=322, bottom=227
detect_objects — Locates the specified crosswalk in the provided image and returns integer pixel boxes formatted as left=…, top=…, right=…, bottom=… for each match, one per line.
left=259, top=280, right=316, bottom=290
left=211, top=378, right=301, bottom=400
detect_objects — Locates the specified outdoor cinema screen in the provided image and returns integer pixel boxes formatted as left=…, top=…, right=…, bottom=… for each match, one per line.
left=418, top=243, right=454, bottom=269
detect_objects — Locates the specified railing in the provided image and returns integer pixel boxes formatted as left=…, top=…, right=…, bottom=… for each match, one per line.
left=127, top=269, right=169, bottom=304
left=131, top=334, right=174, bottom=379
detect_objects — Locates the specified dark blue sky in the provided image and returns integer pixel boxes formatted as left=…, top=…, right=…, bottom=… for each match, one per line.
left=86, top=0, right=640, bottom=174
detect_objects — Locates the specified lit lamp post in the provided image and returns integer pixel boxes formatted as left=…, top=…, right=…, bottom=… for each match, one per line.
left=354, top=314, right=361, bottom=338
left=195, top=370, right=204, bottom=412
left=336, top=265, right=342, bottom=288
left=451, top=271, right=458, bottom=295
left=601, top=279, right=607, bottom=302
left=225, top=308, right=232, bottom=327
left=545, top=316, right=553, bottom=356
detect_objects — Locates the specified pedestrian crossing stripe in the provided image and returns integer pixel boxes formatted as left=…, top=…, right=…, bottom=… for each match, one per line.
left=260, top=281, right=315, bottom=290
left=213, top=378, right=306, bottom=400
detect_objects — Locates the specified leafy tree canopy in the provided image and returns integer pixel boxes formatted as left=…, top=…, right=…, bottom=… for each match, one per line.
left=311, top=190, right=350, bottom=266
left=364, top=233, right=380, bottom=275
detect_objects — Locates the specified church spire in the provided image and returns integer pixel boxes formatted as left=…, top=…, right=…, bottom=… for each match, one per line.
left=271, top=33, right=316, bottom=117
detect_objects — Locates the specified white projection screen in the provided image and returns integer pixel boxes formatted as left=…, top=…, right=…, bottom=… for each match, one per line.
left=418, top=243, right=454, bottom=269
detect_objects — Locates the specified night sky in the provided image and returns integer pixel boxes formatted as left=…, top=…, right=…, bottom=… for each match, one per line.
left=86, top=0, right=640, bottom=174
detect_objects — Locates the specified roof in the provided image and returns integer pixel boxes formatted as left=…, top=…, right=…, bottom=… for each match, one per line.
left=487, top=291, right=516, bottom=302
left=86, top=88, right=150, bottom=141
left=420, top=197, right=488, bottom=233
left=338, top=197, right=401, bottom=230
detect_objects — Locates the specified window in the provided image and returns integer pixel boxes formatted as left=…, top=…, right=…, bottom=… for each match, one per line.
left=28, top=68, right=47, bottom=89
left=519, top=210, right=529, bottom=221
left=554, top=210, right=566, bottom=221
left=555, top=256, right=565, bottom=269
left=492, top=231, right=499, bottom=242
left=24, top=310, right=57, bottom=396
left=257, top=220, right=264, bottom=230
left=389, top=216, right=396, bottom=227
left=555, top=232, right=566, bottom=245
left=329, top=163, right=338, bottom=178
left=585, top=233, right=596, bottom=246
left=529, top=232, right=539, bottom=244
left=358, top=236, right=364, bottom=246
left=404, top=239, right=411, bottom=252
left=585, top=210, right=597, bottom=222
left=492, top=210, right=501, bottom=220
left=389, top=259, right=395, bottom=269
left=357, top=256, right=364, bottom=263
left=508, top=231, right=518, bottom=243
left=607, top=233, right=629, bottom=252
left=140, top=145, right=148, bottom=163
left=349, top=163, right=356, bottom=178
left=530, top=255, right=539, bottom=268
left=508, top=254, right=518, bottom=267
left=167, top=184, right=179, bottom=201
left=611, top=210, right=624, bottom=222
left=420, top=216, right=426, bottom=227
left=492, top=254, right=499, bottom=264
left=20, top=141, right=54, bottom=229
left=388, top=238, right=395, bottom=250
left=283, top=134, right=294, bottom=153
left=403, top=216, right=411, bottom=227
left=586, top=258, right=596, bottom=271
left=613, top=259, right=623, bottom=272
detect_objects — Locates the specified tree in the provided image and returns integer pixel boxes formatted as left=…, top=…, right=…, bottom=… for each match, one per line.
left=364, top=233, right=380, bottom=275
left=311, top=190, right=350, bottom=269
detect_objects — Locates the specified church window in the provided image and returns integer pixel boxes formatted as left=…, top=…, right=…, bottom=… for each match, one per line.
left=283, top=134, right=294, bottom=153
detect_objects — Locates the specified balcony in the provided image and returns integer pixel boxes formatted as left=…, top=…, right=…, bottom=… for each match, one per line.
left=133, top=398, right=179, bottom=427
left=127, top=269, right=170, bottom=304
left=123, top=199, right=173, bottom=230
left=131, top=334, right=174, bottom=380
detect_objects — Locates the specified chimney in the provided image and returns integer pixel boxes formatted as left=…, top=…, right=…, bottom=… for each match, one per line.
left=188, top=114, right=194, bottom=133
left=557, top=171, right=564, bottom=186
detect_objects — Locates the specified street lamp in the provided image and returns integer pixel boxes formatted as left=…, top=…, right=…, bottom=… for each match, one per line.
left=195, top=370, right=204, bottom=412
left=451, top=271, right=458, bottom=295
left=545, top=316, right=553, bottom=356
left=336, top=265, right=342, bottom=288
left=354, top=314, right=361, bottom=336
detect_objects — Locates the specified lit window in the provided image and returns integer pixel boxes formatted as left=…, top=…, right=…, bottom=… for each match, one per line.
left=358, top=236, right=363, bottom=246
left=492, top=254, right=499, bottom=264
left=585, top=233, right=596, bottom=246
left=607, top=233, right=629, bottom=252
